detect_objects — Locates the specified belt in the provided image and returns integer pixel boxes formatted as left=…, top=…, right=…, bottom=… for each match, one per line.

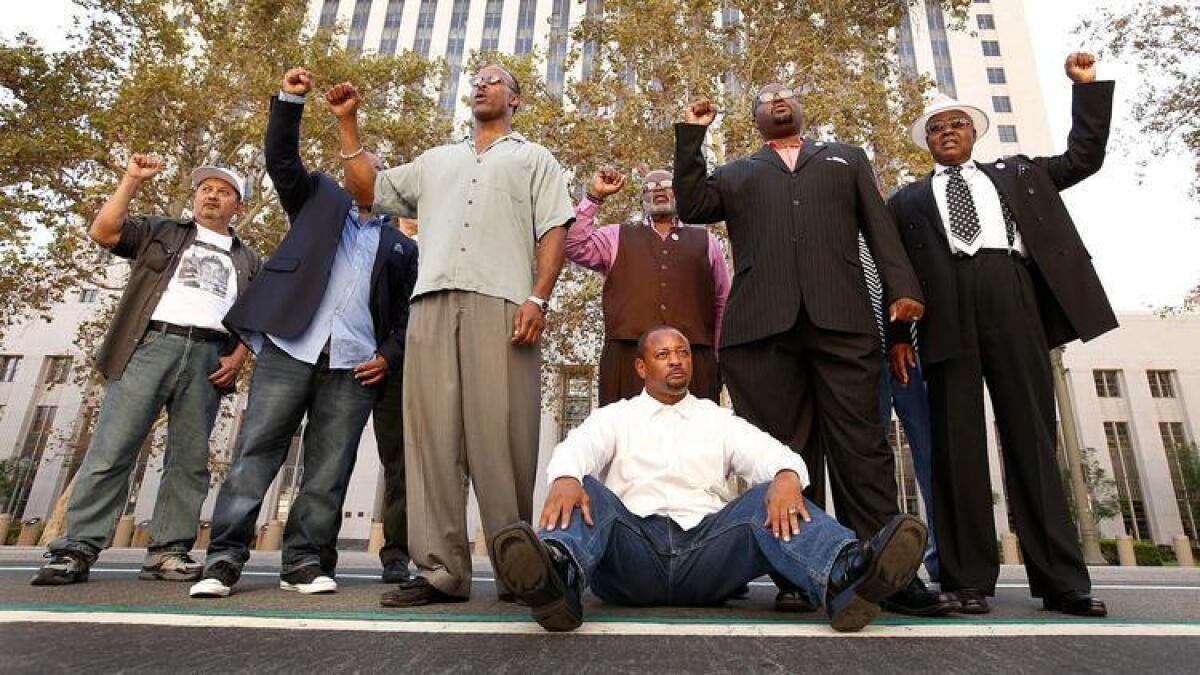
left=953, top=248, right=1025, bottom=260
left=145, top=321, right=228, bottom=343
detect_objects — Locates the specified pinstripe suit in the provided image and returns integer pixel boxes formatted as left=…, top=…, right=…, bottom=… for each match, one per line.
left=674, top=123, right=922, bottom=539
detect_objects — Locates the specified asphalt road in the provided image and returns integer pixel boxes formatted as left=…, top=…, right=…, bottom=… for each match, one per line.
left=1, top=548, right=1198, bottom=674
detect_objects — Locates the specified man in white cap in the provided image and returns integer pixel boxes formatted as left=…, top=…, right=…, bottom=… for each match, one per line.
left=33, top=157, right=261, bottom=586
left=886, top=52, right=1116, bottom=617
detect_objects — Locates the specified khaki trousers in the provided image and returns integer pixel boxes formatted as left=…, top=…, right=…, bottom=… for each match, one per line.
left=403, top=290, right=541, bottom=597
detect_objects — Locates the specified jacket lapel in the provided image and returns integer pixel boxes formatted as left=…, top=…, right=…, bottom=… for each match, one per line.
left=749, top=139, right=829, bottom=174
left=750, top=145, right=791, bottom=174
left=370, top=227, right=392, bottom=291
left=914, top=175, right=949, bottom=247
left=791, top=138, right=827, bottom=174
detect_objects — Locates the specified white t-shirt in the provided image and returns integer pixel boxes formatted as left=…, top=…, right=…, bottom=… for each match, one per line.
left=150, top=226, right=238, bottom=332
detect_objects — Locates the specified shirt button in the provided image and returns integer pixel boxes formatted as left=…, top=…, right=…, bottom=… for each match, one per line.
left=1027, top=187, right=1035, bottom=195
left=660, top=281, right=666, bottom=287
left=467, top=200, right=473, bottom=205
left=660, top=264, right=668, bottom=271
left=792, top=200, right=800, bottom=206
left=464, top=223, right=470, bottom=228
left=661, top=249, right=668, bottom=255
left=660, top=304, right=667, bottom=311
left=460, top=247, right=466, bottom=252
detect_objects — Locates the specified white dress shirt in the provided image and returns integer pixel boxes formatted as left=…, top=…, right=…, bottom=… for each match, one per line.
left=932, top=160, right=1026, bottom=256
left=545, top=391, right=810, bottom=530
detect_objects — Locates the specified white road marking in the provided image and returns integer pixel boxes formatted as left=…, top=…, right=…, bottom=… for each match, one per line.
left=1, top=610, right=1198, bottom=638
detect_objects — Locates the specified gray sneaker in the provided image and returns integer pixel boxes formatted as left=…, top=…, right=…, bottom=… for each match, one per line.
left=139, top=552, right=203, bottom=581
left=31, top=551, right=91, bottom=586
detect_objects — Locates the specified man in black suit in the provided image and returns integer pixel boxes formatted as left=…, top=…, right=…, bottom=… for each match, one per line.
left=674, top=87, right=952, bottom=616
left=190, top=67, right=418, bottom=598
left=887, top=53, right=1115, bottom=617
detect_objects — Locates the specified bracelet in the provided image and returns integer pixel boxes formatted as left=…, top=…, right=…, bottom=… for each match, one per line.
left=585, top=192, right=605, bottom=204
left=339, top=146, right=365, bottom=160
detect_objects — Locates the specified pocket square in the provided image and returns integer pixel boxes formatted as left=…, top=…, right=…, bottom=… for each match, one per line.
left=825, top=156, right=849, bottom=165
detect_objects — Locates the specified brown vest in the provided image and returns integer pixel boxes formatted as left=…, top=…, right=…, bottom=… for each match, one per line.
left=602, top=223, right=716, bottom=345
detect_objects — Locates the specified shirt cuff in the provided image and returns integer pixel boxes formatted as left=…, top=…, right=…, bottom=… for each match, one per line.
left=545, top=455, right=586, bottom=484
left=277, top=91, right=307, bottom=105
left=764, top=455, right=810, bottom=490
left=577, top=196, right=601, bottom=215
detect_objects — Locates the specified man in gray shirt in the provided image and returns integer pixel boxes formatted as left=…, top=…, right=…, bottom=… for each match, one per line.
left=334, top=64, right=575, bottom=607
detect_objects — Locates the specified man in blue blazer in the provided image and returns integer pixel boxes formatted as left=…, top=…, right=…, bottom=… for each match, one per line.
left=190, top=68, right=418, bottom=598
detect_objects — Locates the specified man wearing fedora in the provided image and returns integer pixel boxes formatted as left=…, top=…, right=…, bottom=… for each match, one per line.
left=887, top=52, right=1116, bottom=616
left=33, top=158, right=261, bottom=586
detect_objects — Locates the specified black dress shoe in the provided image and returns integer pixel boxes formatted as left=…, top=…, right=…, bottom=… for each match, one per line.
left=490, top=522, right=583, bottom=632
left=381, top=559, right=412, bottom=584
left=497, top=592, right=531, bottom=606
left=882, top=577, right=959, bottom=616
left=774, top=589, right=818, bottom=612
left=825, top=515, right=927, bottom=632
left=380, top=576, right=468, bottom=607
left=950, top=587, right=991, bottom=614
left=1043, top=590, right=1107, bottom=617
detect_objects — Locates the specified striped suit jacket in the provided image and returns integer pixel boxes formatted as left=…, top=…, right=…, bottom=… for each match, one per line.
left=674, top=123, right=922, bottom=348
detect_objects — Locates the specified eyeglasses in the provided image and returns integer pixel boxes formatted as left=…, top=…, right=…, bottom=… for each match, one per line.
left=756, top=88, right=798, bottom=104
left=926, top=117, right=973, bottom=135
left=469, top=74, right=510, bottom=89
left=643, top=179, right=673, bottom=192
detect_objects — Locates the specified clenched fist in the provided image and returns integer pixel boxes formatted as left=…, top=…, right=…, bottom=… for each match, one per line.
left=282, top=67, right=313, bottom=96
left=125, top=154, right=164, bottom=180
left=1064, top=52, right=1096, bottom=84
left=589, top=168, right=625, bottom=199
left=325, top=82, right=362, bottom=119
left=684, top=98, right=718, bottom=126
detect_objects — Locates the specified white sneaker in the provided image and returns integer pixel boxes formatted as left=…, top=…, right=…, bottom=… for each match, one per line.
left=189, top=561, right=239, bottom=598
left=280, top=566, right=338, bottom=594
left=189, top=577, right=232, bottom=598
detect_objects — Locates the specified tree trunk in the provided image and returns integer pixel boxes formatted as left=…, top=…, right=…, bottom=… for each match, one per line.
left=37, top=475, right=76, bottom=546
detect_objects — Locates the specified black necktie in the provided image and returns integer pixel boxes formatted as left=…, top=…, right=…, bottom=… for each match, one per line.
left=945, top=165, right=981, bottom=250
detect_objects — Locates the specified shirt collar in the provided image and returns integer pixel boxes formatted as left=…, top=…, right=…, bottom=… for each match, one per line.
left=934, top=159, right=978, bottom=177
left=767, top=136, right=805, bottom=150
left=461, top=130, right=528, bottom=148
left=184, top=218, right=244, bottom=248
left=634, top=390, right=699, bottom=419
left=347, top=209, right=384, bottom=230
left=642, top=214, right=682, bottom=232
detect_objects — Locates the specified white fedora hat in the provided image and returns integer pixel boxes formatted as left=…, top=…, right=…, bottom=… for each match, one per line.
left=191, top=166, right=246, bottom=201
left=909, top=93, right=991, bottom=150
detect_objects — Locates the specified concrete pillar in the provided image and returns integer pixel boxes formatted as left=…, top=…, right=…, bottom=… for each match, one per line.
left=367, top=522, right=385, bottom=555
left=256, top=520, right=282, bottom=551
left=17, top=519, right=44, bottom=546
left=1116, top=534, right=1137, bottom=566
left=131, top=521, right=152, bottom=548
left=472, top=525, right=487, bottom=557
left=1001, top=532, right=1021, bottom=564
left=0, top=514, right=11, bottom=545
left=194, top=522, right=211, bottom=551
left=1173, top=535, right=1195, bottom=567
left=112, top=515, right=135, bottom=548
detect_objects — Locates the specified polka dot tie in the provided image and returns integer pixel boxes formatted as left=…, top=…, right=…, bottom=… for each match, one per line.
left=945, top=166, right=982, bottom=250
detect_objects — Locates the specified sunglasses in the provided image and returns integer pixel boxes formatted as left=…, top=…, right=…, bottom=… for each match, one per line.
left=643, top=179, right=673, bottom=191
left=757, top=88, right=798, bottom=104
left=469, top=74, right=510, bottom=88
left=926, top=117, right=973, bottom=135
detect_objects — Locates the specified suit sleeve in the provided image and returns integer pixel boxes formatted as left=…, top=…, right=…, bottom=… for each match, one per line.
left=673, top=123, right=726, bottom=224
left=1034, top=81, right=1115, bottom=191
left=378, top=240, right=418, bottom=373
left=856, top=148, right=922, bottom=307
left=264, top=96, right=317, bottom=221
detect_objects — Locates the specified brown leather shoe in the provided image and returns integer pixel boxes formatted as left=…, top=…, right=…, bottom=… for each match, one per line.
left=379, top=576, right=468, bottom=608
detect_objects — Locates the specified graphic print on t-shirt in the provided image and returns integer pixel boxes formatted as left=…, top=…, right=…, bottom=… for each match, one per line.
left=149, top=227, right=238, bottom=332
left=175, top=241, right=232, bottom=298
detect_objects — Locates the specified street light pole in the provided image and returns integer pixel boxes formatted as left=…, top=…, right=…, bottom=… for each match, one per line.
left=1051, top=346, right=1106, bottom=565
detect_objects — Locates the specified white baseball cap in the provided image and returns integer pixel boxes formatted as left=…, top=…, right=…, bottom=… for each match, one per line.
left=909, top=93, right=991, bottom=150
left=190, top=166, right=246, bottom=201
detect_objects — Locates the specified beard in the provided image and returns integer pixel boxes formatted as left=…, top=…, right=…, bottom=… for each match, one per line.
left=646, top=200, right=677, bottom=218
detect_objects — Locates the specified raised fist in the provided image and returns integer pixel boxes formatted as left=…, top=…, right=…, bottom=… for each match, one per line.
left=282, top=67, right=313, bottom=96
left=125, top=154, right=164, bottom=180
left=1064, top=52, right=1096, bottom=84
left=684, top=98, right=718, bottom=126
left=325, top=82, right=362, bottom=120
left=590, top=168, right=625, bottom=198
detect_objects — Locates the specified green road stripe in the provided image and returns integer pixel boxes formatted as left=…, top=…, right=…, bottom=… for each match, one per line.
left=2, top=603, right=1197, bottom=627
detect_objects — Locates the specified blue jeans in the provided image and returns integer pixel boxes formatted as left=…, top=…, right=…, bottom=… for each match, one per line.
left=50, top=331, right=223, bottom=564
left=205, top=340, right=375, bottom=575
left=541, top=478, right=856, bottom=607
left=879, top=357, right=940, bottom=581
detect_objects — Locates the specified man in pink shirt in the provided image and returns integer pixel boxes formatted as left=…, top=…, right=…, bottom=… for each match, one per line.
left=566, top=169, right=730, bottom=405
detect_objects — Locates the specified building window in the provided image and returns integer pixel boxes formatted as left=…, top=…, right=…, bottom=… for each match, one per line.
left=345, top=0, right=372, bottom=53
left=986, top=67, right=1007, bottom=84
left=44, top=356, right=73, bottom=385
left=547, top=0, right=571, bottom=96
left=1147, top=370, right=1176, bottom=398
left=479, top=0, right=504, bottom=51
left=991, top=95, right=1012, bottom=113
left=981, top=40, right=1002, bottom=57
left=413, top=0, right=438, bottom=57
left=924, top=0, right=958, bottom=97
left=896, top=7, right=918, bottom=79
left=887, top=421, right=921, bottom=516
left=977, top=14, right=995, bottom=30
left=559, top=366, right=594, bottom=440
left=1105, top=421, right=1152, bottom=541
left=78, top=288, right=99, bottom=303
left=514, top=0, right=537, bottom=56
left=317, top=0, right=340, bottom=29
left=997, top=125, right=1019, bottom=143
left=7, top=405, right=57, bottom=516
left=580, top=0, right=604, bottom=80
left=0, top=355, right=20, bottom=382
left=377, top=0, right=406, bottom=55
left=1160, top=422, right=1198, bottom=541
left=438, top=0, right=472, bottom=112
left=1093, top=369, right=1121, bottom=398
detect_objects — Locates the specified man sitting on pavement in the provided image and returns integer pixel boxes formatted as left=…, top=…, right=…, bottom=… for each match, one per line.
left=490, top=326, right=928, bottom=633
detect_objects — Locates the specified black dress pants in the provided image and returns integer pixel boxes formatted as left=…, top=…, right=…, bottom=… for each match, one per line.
left=721, top=305, right=897, bottom=540
left=924, top=252, right=1090, bottom=597
left=373, top=368, right=410, bottom=568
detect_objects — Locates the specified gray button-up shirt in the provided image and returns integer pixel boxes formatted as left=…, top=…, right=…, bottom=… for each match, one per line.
left=374, top=132, right=575, bottom=306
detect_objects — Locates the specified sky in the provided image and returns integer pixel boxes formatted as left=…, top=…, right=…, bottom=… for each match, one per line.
left=3, top=0, right=1197, bottom=311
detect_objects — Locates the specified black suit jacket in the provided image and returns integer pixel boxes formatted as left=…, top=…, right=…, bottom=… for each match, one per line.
left=886, top=81, right=1118, bottom=365
left=674, top=124, right=922, bottom=348
left=224, top=97, right=419, bottom=372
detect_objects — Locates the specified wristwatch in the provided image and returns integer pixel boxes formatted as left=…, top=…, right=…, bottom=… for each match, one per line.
left=527, top=295, right=550, bottom=313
